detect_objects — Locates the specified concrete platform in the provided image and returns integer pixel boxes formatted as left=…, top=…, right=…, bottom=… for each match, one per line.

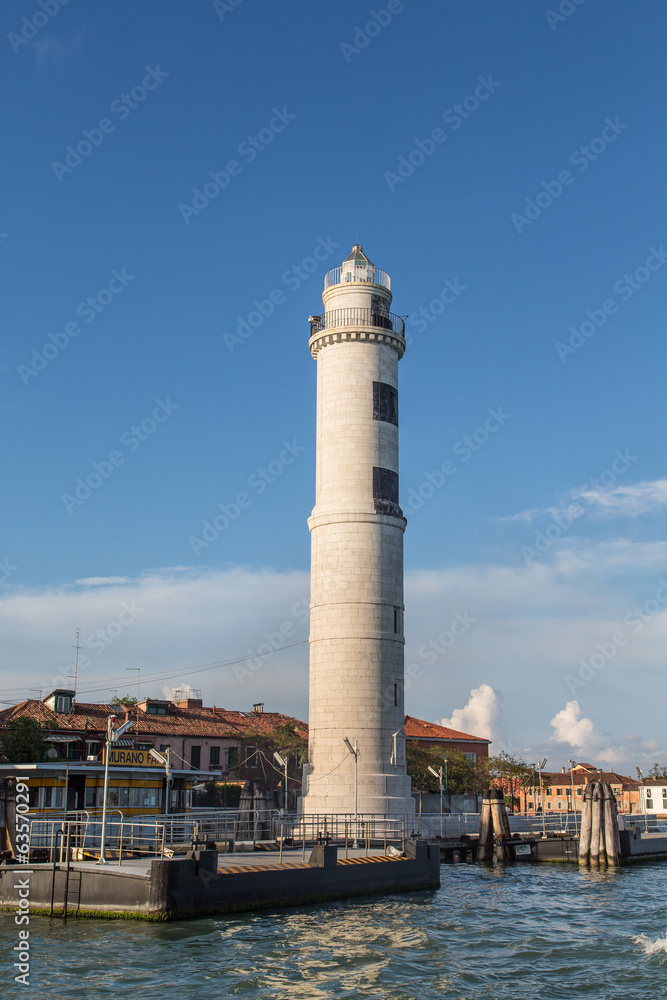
left=0, top=841, right=440, bottom=921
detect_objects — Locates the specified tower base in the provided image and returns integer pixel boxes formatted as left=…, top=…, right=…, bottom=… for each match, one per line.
left=301, top=767, right=415, bottom=817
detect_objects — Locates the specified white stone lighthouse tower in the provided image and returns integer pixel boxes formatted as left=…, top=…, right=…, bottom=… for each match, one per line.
left=301, top=245, right=414, bottom=816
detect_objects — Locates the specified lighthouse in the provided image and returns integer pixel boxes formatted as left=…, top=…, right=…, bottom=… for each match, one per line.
left=301, top=245, right=414, bottom=816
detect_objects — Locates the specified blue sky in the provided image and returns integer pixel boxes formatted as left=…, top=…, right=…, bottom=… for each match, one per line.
left=2, top=0, right=667, bottom=771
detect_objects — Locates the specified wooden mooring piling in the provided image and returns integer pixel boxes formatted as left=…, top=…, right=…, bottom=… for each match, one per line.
left=578, top=781, right=622, bottom=866
left=478, top=788, right=514, bottom=862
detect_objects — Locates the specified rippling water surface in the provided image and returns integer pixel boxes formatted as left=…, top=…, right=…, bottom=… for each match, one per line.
left=4, top=863, right=667, bottom=999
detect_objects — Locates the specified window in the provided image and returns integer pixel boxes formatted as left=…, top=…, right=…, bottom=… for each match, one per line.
left=393, top=607, right=402, bottom=634
left=547, top=788, right=552, bottom=795
left=394, top=682, right=399, bottom=707
left=190, top=746, right=201, bottom=769
left=372, top=381, right=398, bottom=426
left=55, top=695, right=72, bottom=713
left=85, top=741, right=101, bottom=759
left=373, top=466, right=400, bottom=515
left=463, top=752, right=477, bottom=762
left=557, top=788, right=563, bottom=795
left=159, top=744, right=171, bottom=753
left=227, top=747, right=239, bottom=768
left=146, top=704, right=168, bottom=715
left=44, top=786, right=63, bottom=808
left=246, top=745, right=258, bottom=767
left=210, top=746, right=220, bottom=768
left=577, top=788, right=582, bottom=796
left=137, top=743, right=152, bottom=751
left=557, top=801, right=562, bottom=809
left=84, top=786, right=98, bottom=808
left=547, top=802, right=552, bottom=809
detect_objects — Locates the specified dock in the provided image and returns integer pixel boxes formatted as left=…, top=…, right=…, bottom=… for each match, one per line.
left=0, top=839, right=440, bottom=921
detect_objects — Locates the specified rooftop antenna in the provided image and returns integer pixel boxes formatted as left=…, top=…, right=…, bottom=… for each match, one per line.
left=127, top=668, right=140, bottom=744
left=71, top=628, right=82, bottom=702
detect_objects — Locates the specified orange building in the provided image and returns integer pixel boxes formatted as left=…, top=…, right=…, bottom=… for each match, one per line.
left=515, top=762, right=640, bottom=815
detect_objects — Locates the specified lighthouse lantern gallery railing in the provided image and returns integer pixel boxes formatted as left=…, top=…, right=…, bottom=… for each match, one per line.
left=310, top=307, right=405, bottom=336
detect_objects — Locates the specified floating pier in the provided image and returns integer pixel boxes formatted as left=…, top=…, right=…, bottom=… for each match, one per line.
left=0, top=839, right=440, bottom=921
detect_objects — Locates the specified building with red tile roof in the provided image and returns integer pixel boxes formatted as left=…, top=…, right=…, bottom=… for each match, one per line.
left=403, top=715, right=490, bottom=761
left=0, top=690, right=306, bottom=771
left=515, top=763, right=641, bottom=815
left=0, top=690, right=308, bottom=831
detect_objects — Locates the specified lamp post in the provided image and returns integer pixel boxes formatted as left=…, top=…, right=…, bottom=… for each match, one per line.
left=428, top=764, right=444, bottom=837
left=568, top=759, right=578, bottom=836
left=344, top=738, right=359, bottom=848
left=637, top=768, right=648, bottom=832
left=97, top=716, right=133, bottom=864
left=536, top=758, right=547, bottom=837
left=273, top=751, right=288, bottom=813
left=149, top=748, right=172, bottom=816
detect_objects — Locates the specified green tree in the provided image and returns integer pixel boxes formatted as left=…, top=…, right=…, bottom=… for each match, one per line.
left=237, top=724, right=308, bottom=782
left=0, top=718, right=51, bottom=763
left=406, top=743, right=488, bottom=795
left=110, top=695, right=138, bottom=705
left=648, top=764, right=667, bottom=779
left=487, top=752, right=534, bottom=812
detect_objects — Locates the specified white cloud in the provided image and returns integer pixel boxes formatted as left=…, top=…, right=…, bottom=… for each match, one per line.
left=499, top=478, right=667, bottom=526
left=548, top=701, right=625, bottom=766
left=553, top=539, right=667, bottom=576
left=0, top=567, right=311, bottom=717
left=575, top=480, right=667, bottom=518
left=550, top=700, right=600, bottom=747
left=2, top=557, right=667, bottom=774
left=441, top=683, right=503, bottom=744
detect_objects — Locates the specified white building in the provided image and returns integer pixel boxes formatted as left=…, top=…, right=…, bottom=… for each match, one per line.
left=638, top=780, right=667, bottom=816
left=301, top=246, right=414, bottom=816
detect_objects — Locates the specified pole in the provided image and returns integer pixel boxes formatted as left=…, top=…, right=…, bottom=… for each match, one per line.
left=98, top=718, right=112, bottom=865
left=639, top=771, right=648, bottom=832
left=354, top=740, right=359, bottom=849
left=538, top=764, right=546, bottom=837
left=64, top=762, right=70, bottom=815
left=284, top=760, right=289, bottom=812
left=439, top=767, right=444, bottom=837
left=164, top=749, right=171, bottom=816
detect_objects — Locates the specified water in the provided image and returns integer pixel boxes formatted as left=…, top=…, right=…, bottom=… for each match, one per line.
left=4, top=863, right=667, bottom=999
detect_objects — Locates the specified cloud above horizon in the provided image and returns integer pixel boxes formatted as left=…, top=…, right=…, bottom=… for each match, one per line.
left=2, top=551, right=667, bottom=772
left=498, top=478, right=667, bottom=526
left=441, top=684, right=503, bottom=744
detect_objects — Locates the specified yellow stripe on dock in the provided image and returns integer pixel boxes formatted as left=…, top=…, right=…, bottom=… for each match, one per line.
left=215, top=855, right=406, bottom=875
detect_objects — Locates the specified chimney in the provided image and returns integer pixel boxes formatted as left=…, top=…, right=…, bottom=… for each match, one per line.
left=253, top=702, right=264, bottom=715
left=562, top=766, right=566, bottom=773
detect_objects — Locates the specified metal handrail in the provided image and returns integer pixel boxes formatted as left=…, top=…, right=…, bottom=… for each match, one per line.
left=311, top=308, right=405, bottom=337
left=27, top=817, right=165, bottom=866
left=324, top=265, right=391, bottom=290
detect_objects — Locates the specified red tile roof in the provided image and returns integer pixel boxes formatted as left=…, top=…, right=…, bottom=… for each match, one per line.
left=0, top=699, right=307, bottom=741
left=403, top=715, right=490, bottom=744
left=538, top=769, right=638, bottom=788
